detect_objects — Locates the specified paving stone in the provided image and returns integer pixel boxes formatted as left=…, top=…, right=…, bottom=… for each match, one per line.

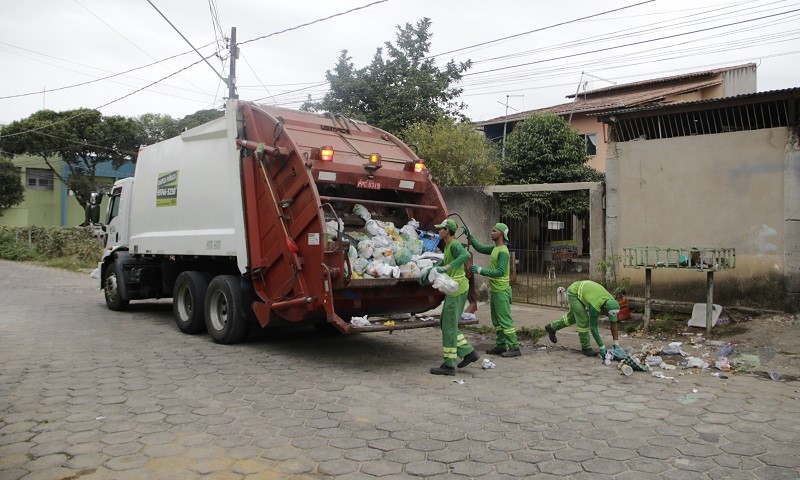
left=359, top=460, right=404, bottom=477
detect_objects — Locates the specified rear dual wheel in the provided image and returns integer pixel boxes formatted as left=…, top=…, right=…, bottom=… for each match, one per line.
left=205, top=275, right=250, bottom=344
left=173, top=271, right=209, bottom=334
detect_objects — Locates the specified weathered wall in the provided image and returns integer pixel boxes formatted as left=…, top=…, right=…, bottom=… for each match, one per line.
left=606, top=127, right=797, bottom=310
left=440, top=187, right=499, bottom=299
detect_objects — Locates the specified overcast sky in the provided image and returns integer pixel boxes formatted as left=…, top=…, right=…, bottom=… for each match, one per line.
left=1, top=0, right=798, bottom=129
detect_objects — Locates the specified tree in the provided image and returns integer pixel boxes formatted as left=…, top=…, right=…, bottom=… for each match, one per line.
left=500, top=113, right=604, bottom=217
left=0, top=109, right=144, bottom=218
left=137, top=113, right=180, bottom=145
left=0, top=156, right=24, bottom=215
left=303, top=18, right=471, bottom=135
left=402, top=117, right=500, bottom=187
left=177, top=108, right=224, bottom=131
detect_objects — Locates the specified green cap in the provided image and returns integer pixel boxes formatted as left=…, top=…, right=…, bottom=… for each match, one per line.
left=495, top=222, right=509, bottom=241
left=434, top=218, right=458, bottom=233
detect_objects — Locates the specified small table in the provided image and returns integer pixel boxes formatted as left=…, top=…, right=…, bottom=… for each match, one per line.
left=623, top=246, right=735, bottom=335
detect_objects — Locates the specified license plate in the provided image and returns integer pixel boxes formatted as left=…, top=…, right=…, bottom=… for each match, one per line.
left=357, top=178, right=381, bottom=190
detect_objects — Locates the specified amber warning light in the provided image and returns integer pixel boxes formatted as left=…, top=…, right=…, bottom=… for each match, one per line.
left=315, top=146, right=334, bottom=161
left=414, top=160, right=425, bottom=173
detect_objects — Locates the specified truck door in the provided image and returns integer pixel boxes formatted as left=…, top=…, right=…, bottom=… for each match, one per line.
left=104, top=179, right=132, bottom=249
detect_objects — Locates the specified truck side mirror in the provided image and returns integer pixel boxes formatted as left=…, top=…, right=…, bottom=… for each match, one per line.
left=89, top=192, right=102, bottom=205
left=87, top=204, right=100, bottom=224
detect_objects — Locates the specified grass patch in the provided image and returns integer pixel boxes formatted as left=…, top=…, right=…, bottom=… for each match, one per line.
left=624, top=323, right=638, bottom=334
left=464, top=325, right=494, bottom=335
left=517, top=326, right=545, bottom=343
left=0, top=226, right=101, bottom=271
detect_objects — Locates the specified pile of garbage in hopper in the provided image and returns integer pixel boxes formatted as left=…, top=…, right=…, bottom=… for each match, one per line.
left=326, top=204, right=445, bottom=282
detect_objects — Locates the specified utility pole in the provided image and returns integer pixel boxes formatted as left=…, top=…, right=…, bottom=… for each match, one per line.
left=228, top=27, right=238, bottom=100
left=500, top=94, right=523, bottom=163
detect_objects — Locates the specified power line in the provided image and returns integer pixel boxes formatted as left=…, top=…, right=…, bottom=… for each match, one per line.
left=238, top=0, right=388, bottom=46
left=146, top=0, right=228, bottom=85
left=428, top=0, right=656, bottom=59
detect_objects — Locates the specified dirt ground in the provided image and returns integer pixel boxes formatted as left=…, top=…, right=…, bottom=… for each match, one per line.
left=624, top=309, right=800, bottom=380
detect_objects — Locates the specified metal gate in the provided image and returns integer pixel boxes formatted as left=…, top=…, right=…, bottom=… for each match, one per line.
left=487, top=183, right=604, bottom=307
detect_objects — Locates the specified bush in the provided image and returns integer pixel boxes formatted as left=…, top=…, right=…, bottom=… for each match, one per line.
left=0, top=226, right=103, bottom=268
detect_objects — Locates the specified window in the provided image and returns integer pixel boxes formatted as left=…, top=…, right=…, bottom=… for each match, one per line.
left=580, top=133, right=598, bottom=156
left=106, top=186, right=122, bottom=224
left=25, top=168, right=54, bottom=190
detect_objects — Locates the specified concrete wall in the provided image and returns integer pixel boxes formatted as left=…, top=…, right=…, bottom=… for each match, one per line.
left=606, top=127, right=797, bottom=310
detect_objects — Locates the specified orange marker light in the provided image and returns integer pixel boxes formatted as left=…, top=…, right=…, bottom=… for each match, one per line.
left=413, top=162, right=425, bottom=173
left=286, top=237, right=300, bottom=254
left=319, top=146, right=334, bottom=161
left=369, top=153, right=381, bottom=164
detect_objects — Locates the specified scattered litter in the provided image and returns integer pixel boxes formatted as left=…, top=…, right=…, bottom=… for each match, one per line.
left=706, top=340, right=725, bottom=347
left=661, top=343, right=686, bottom=356
left=660, top=362, right=676, bottom=370
left=452, top=379, right=465, bottom=385
left=646, top=356, right=663, bottom=366
left=620, top=355, right=650, bottom=372
left=684, top=357, right=709, bottom=369
left=461, top=312, right=476, bottom=321
left=604, top=350, right=613, bottom=366
left=711, top=372, right=729, bottom=379
left=714, top=357, right=731, bottom=372
left=383, top=320, right=395, bottom=327
left=688, top=303, right=722, bottom=328
left=718, top=343, right=734, bottom=357
left=652, top=371, right=675, bottom=379
left=619, top=364, right=633, bottom=376
left=95, top=416, right=106, bottom=421
left=416, top=315, right=436, bottom=322
left=730, top=354, right=761, bottom=372
left=769, top=371, right=781, bottom=381
left=350, top=316, right=371, bottom=327
left=482, top=358, right=496, bottom=370
left=692, top=388, right=698, bottom=393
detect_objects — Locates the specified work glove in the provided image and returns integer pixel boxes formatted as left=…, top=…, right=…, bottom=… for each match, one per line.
left=418, top=268, right=432, bottom=286
left=470, top=265, right=482, bottom=275
left=462, top=225, right=470, bottom=238
left=435, top=266, right=446, bottom=274
left=599, top=346, right=608, bottom=358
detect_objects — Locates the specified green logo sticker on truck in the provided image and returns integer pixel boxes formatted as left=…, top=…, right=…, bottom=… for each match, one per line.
left=156, top=170, right=178, bottom=207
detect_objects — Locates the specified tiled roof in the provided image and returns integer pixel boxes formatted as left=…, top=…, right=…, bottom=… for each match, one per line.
left=477, top=78, right=722, bottom=126
left=476, top=63, right=757, bottom=127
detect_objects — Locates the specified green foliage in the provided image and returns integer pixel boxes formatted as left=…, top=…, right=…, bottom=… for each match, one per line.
left=651, top=313, right=679, bottom=334
left=137, top=113, right=181, bottom=145
left=0, top=156, right=25, bottom=215
left=499, top=113, right=604, bottom=218
left=0, top=226, right=102, bottom=268
left=0, top=109, right=145, bottom=216
left=596, top=253, right=631, bottom=297
left=303, top=18, right=471, bottom=135
left=177, top=109, right=224, bottom=131
left=402, top=117, right=500, bottom=187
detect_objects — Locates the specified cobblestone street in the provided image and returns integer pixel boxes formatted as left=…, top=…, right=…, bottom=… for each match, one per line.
left=1, top=260, right=799, bottom=479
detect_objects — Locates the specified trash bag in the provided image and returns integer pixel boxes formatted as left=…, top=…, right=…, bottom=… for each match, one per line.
left=428, top=268, right=458, bottom=295
left=353, top=204, right=371, bottom=222
left=399, top=262, right=421, bottom=278
left=405, top=237, right=424, bottom=255
left=393, top=247, right=413, bottom=266
left=352, top=257, right=369, bottom=275
left=365, top=219, right=387, bottom=237
left=357, top=239, right=374, bottom=259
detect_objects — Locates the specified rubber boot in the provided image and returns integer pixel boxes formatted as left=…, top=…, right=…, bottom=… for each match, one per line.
left=545, top=324, right=558, bottom=343
left=430, top=364, right=456, bottom=376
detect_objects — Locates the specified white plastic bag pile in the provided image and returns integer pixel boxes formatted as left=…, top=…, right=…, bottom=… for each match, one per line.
left=337, top=204, right=441, bottom=280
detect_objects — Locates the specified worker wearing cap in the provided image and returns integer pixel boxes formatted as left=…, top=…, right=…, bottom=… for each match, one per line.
left=544, top=280, right=621, bottom=357
left=466, top=223, right=520, bottom=357
left=429, top=218, right=479, bottom=376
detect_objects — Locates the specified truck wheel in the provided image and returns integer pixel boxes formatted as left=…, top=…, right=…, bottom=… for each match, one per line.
left=205, top=275, right=249, bottom=344
left=173, top=271, right=208, bottom=334
left=103, top=261, right=129, bottom=311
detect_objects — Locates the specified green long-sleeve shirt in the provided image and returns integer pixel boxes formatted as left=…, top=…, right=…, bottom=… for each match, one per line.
left=440, top=239, right=470, bottom=297
left=468, top=235, right=510, bottom=292
left=568, top=280, right=615, bottom=322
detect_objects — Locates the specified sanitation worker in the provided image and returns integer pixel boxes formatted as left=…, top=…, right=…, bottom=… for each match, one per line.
left=544, top=279, right=621, bottom=356
left=467, top=222, right=520, bottom=357
left=429, top=218, right=480, bottom=375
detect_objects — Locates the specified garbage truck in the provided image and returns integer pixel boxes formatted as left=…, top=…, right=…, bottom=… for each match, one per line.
left=92, top=100, right=472, bottom=343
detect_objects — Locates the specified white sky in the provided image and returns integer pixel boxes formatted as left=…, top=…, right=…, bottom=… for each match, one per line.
left=1, top=0, right=798, bottom=128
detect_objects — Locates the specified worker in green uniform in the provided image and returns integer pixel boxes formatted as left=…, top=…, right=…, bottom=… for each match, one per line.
left=429, top=219, right=480, bottom=376
left=467, top=222, right=520, bottom=357
left=544, top=280, right=621, bottom=356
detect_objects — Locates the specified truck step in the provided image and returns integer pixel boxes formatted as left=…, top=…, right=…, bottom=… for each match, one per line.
left=346, top=314, right=479, bottom=333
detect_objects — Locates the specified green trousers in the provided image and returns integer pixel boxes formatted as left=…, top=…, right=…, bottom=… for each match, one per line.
left=550, top=290, right=605, bottom=350
left=491, top=288, right=518, bottom=349
left=440, top=291, right=474, bottom=367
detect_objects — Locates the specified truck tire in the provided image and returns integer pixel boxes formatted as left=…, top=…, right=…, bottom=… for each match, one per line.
left=103, top=261, right=129, bottom=311
left=173, top=271, right=208, bottom=334
left=205, top=275, right=249, bottom=344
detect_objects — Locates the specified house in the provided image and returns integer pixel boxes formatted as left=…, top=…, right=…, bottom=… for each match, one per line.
left=477, top=63, right=757, bottom=172
left=0, top=155, right=135, bottom=227
left=598, top=87, right=800, bottom=311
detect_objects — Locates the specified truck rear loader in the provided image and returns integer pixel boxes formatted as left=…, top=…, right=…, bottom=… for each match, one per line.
left=94, top=100, right=468, bottom=343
